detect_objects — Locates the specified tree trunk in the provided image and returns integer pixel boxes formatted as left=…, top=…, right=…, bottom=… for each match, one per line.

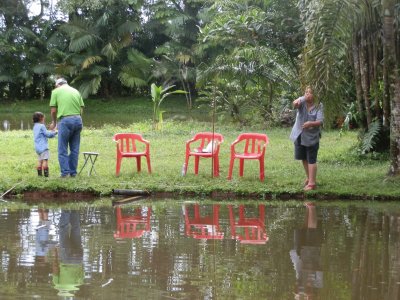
left=370, top=33, right=383, bottom=121
left=360, top=29, right=373, bottom=127
left=383, top=48, right=391, bottom=127
left=352, top=34, right=366, bottom=128
left=383, top=0, right=400, bottom=175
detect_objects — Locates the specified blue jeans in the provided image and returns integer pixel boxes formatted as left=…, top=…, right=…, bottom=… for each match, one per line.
left=59, top=210, right=82, bottom=263
left=58, top=116, right=83, bottom=176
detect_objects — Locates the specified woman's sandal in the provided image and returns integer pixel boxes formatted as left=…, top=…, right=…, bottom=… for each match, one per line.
left=304, top=184, right=317, bottom=191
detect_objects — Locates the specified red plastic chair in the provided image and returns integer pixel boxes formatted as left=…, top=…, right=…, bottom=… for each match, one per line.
left=228, top=204, right=268, bottom=244
left=184, top=132, right=224, bottom=177
left=114, top=206, right=152, bottom=239
left=113, top=133, right=151, bottom=176
left=227, top=133, right=269, bottom=181
left=183, top=204, right=224, bottom=240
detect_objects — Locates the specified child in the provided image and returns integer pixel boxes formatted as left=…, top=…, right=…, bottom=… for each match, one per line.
left=33, top=112, right=57, bottom=177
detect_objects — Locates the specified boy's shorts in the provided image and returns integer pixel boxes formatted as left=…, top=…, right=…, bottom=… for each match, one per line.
left=294, top=136, right=319, bottom=164
left=37, top=150, right=50, bottom=161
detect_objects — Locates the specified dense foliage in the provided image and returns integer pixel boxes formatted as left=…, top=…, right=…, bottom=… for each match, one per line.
left=1, top=0, right=400, bottom=173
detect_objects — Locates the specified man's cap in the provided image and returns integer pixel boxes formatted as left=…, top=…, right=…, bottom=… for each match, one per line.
left=55, top=78, right=67, bottom=86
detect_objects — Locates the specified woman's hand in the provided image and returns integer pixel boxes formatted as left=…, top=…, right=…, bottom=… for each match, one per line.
left=293, top=98, right=302, bottom=108
left=302, top=121, right=314, bottom=129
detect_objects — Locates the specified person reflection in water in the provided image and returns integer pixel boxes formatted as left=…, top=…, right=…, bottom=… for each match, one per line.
left=52, top=210, right=84, bottom=297
left=290, top=202, right=323, bottom=299
left=34, top=208, right=54, bottom=283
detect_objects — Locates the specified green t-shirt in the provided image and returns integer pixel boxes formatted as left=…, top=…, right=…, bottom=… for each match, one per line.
left=53, top=263, right=84, bottom=297
left=49, top=85, right=85, bottom=120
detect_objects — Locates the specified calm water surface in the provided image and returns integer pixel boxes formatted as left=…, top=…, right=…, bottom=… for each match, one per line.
left=0, top=200, right=399, bottom=299
left=0, top=110, right=208, bottom=131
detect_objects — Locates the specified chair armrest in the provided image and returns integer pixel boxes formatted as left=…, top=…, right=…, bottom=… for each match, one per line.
left=185, top=138, right=197, bottom=152
left=230, top=138, right=241, bottom=153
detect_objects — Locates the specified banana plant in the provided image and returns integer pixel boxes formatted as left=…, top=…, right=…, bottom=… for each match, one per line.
left=151, top=83, right=186, bottom=130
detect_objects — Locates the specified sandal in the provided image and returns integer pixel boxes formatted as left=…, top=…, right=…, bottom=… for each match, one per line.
left=304, top=184, right=316, bottom=191
left=304, top=179, right=309, bottom=186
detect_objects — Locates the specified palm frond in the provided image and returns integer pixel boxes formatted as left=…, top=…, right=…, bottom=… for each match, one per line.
left=119, top=65, right=149, bottom=88
left=69, top=33, right=98, bottom=53
left=117, top=20, right=140, bottom=35
left=101, top=43, right=117, bottom=61
left=33, top=62, right=55, bottom=74
left=82, top=56, right=103, bottom=70
left=76, top=76, right=102, bottom=99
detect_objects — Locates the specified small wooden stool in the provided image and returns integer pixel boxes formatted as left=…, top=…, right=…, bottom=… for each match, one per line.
left=79, top=152, right=99, bottom=176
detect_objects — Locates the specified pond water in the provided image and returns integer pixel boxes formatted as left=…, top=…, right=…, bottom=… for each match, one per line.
left=0, top=200, right=399, bottom=299
left=0, top=112, right=152, bottom=130
left=0, top=110, right=208, bottom=131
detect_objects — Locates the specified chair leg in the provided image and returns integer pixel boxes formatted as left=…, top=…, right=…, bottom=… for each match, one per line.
left=228, top=205, right=236, bottom=237
left=184, top=154, right=190, bottom=175
left=259, top=157, right=265, bottom=181
left=136, top=157, right=141, bottom=172
left=239, top=159, right=244, bottom=177
left=228, top=156, right=234, bottom=180
left=116, top=157, right=122, bottom=176
left=194, top=156, right=200, bottom=175
left=146, top=155, right=152, bottom=173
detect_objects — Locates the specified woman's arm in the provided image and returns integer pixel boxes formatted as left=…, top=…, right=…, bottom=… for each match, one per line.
left=302, top=120, right=323, bottom=129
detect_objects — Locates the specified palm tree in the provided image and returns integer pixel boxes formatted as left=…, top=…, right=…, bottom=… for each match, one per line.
left=58, top=1, right=141, bottom=98
left=298, top=0, right=400, bottom=174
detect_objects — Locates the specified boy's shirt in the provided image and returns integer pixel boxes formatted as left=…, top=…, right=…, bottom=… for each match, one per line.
left=33, top=123, right=57, bottom=154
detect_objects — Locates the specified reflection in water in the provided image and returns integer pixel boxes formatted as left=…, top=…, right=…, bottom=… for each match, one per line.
left=52, top=210, right=84, bottom=297
left=34, top=208, right=54, bottom=283
left=1, top=202, right=400, bottom=299
left=114, top=206, right=152, bottom=239
left=183, top=204, right=224, bottom=239
left=290, top=202, right=323, bottom=299
left=229, top=204, right=268, bottom=244
left=3, top=120, right=10, bottom=131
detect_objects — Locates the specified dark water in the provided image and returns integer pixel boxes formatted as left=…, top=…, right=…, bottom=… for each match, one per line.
left=0, top=200, right=399, bottom=299
left=0, top=110, right=208, bottom=131
left=0, top=113, right=149, bottom=130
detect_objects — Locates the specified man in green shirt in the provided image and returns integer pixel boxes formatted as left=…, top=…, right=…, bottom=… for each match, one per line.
left=49, top=78, right=84, bottom=177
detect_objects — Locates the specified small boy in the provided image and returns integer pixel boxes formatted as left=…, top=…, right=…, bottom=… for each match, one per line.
left=33, top=112, right=57, bottom=177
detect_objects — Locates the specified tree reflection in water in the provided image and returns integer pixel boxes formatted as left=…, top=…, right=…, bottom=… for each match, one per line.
left=0, top=202, right=399, bottom=299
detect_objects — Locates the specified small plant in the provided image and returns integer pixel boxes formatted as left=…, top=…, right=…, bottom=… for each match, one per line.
left=357, top=120, right=389, bottom=155
left=150, top=83, right=186, bottom=130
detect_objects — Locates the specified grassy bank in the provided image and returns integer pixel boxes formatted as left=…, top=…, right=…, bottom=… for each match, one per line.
left=1, top=118, right=399, bottom=200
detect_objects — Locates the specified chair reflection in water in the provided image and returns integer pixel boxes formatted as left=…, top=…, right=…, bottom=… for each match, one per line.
left=183, top=204, right=224, bottom=239
left=228, top=204, right=268, bottom=244
left=114, top=206, right=152, bottom=239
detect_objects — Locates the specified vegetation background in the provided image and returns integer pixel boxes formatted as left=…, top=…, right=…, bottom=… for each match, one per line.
left=1, top=0, right=400, bottom=197
left=1, top=98, right=399, bottom=199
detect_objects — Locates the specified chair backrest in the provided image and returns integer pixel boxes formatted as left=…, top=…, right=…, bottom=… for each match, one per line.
left=192, top=132, right=224, bottom=148
left=233, top=133, right=269, bottom=154
left=113, top=133, right=148, bottom=153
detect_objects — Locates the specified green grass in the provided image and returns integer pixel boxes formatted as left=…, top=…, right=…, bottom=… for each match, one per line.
left=1, top=113, right=400, bottom=200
